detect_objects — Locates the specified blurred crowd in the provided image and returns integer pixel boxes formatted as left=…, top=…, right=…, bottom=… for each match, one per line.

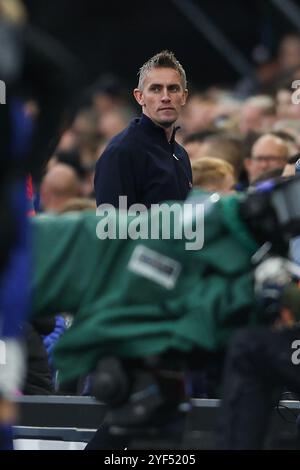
left=2, top=0, right=300, bottom=398
left=36, top=34, right=300, bottom=213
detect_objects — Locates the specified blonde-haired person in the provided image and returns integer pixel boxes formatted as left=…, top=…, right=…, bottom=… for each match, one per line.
left=192, top=157, right=236, bottom=194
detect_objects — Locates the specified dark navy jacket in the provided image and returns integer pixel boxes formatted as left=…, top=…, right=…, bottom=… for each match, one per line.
left=94, top=114, right=192, bottom=208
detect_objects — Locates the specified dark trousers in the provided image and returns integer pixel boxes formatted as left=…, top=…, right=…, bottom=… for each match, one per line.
left=218, top=325, right=300, bottom=449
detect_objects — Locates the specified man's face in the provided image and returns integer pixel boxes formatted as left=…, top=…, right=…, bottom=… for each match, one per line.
left=245, top=135, right=288, bottom=183
left=134, top=67, right=188, bottom=128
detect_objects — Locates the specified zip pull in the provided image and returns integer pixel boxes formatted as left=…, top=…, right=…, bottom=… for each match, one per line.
left=173, top=153, right=179, bottom=161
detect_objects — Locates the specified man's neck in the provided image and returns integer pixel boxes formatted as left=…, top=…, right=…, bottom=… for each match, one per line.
left=142, top=113, right=175, bottom=142
left=163, top=125, right=174, bottom=142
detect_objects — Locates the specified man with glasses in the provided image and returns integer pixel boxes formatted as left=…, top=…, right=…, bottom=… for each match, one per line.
left=245, top=134, right=289, bottom=184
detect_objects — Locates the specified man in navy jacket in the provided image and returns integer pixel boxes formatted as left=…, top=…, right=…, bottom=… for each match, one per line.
left=94, top=51, right=192, bottom=209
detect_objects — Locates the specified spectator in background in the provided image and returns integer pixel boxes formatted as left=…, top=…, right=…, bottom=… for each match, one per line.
left=48, top=150, right=95, bottom=199
left=71, top=108, right=102, bottom=168
left=97, top=108, right=133, bottom=142
left=94, top=50, right=192, bottom=209
left=271, top=130, right=299, bottom=157
left=183, top=130, right=219, bottom=162
left=90, top=74, right=127, bottom=115
left=244, top=134, right=289, bottom=184
left=239, top=95, right=276, bottom=135
left=278, top=34, right=300, bottom=76
left=194, top=135, right=244, bottom=182
left=192, top=157, right=236, bottom=193
left=40, top=163, right=80, bottom=213
left=273, top=120, right=300, bottom=149
left=180, top=94, right=216, bottom=135
left=276, top=87, right=295, bottom=120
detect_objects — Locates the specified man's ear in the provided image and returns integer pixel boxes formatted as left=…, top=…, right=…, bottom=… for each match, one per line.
left=133, top=88, right=144, bottom=106
left=181, top=88, right=188, bottom=106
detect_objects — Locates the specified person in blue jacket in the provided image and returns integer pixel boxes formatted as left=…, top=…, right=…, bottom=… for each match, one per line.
left=94, top=50, right=192, bottom=209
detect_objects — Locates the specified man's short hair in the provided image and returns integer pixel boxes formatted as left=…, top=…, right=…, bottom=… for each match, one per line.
left=137, top=50, right=187, bottom=90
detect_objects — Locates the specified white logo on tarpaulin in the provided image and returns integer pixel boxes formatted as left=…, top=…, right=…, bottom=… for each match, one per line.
left=0, top=340, right=6, bottom=365
left=291, top=340, right=300, bottom=365
left=0, top=80, right=6, bottom=104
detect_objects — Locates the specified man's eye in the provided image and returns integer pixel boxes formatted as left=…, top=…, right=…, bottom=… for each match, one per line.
left=169, top=85, right=180, bottom=92
left=151, top=86, right=161, bottom=92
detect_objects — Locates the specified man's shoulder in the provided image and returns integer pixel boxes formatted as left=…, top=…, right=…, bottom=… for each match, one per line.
left=100, top=118, right=146, bottom=158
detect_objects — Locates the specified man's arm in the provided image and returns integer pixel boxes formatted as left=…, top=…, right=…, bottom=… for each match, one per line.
left=94, top=144, right=140, bottom=208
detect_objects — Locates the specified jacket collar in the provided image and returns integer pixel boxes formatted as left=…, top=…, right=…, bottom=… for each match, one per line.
left=139, top=113, right=179, bottom=144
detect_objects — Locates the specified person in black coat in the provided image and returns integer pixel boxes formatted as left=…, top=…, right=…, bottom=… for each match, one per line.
left=94, top=50, right=192, bottom=209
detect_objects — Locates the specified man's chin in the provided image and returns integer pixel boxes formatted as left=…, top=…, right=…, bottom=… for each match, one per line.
left=159, top=122, right=174, bottom=128
left=156, top=117, right=177, bottom=128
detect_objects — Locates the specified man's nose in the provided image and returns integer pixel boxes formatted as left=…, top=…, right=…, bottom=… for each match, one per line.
left=161, top=89, right=171, bottom=101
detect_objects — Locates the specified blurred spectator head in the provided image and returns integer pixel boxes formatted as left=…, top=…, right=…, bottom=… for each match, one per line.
left=271, top=130, right=299, bottom=157
left=70, top=107, right=103, bottom=166
left=239, top=95, right=276, bottom=135
left=183, top=130, right=219, bottom=162
left=195, top=135, right=244, bottom=179
left=278, top=34, right=300, bottom=72
left=276, top=87, right=294, bottom=119
left=211, top=95, right=242, bottom=132
left=277, top=89, right=300, bottom=119
left=72, top=108, right=100, bottom=147
left=273, top=119, right=300, bottom=148
left=180, top=94, right=215, bottom=135
left=192, top=156, right=236, bottom=193
left=49, top=150, right=96, bottom=199
left=245, top=133, right=289, bottom=183
left=52, top=149, right=86, bottom=179
left=91, top=74, right=125, bottom=114
left=97, top=107, right=132, bottom=140
left=40, top=163, right=80, bottom=213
